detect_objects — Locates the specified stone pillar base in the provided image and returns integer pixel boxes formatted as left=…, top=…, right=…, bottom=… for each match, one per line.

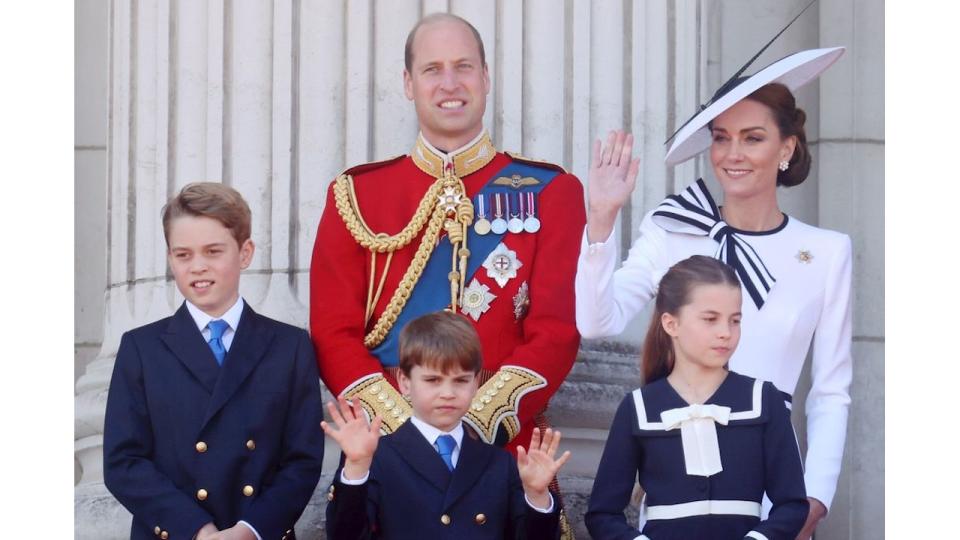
left=74, top=483, right=131, bottom=540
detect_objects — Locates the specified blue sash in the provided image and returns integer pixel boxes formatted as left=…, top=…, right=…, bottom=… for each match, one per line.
left=370, top=161, right=561, bottom=367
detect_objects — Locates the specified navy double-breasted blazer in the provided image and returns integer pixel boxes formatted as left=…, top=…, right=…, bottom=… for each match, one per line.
left=103, top=301, right=325, bottom=540
left=325, top=420, right=560, bottom=540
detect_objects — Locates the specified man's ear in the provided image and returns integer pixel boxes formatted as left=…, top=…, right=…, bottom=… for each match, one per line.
left=403, top=69, right=414, bottom=101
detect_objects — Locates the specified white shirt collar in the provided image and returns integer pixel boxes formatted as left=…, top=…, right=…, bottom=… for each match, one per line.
left=185, top=296, right=245, bottom=334
left=409, top=415, right=464, bottom=450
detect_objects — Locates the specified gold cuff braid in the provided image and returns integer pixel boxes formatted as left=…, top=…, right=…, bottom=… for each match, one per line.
left=462, top=366, right=548, bottom=445
left=342, top=375, right=412, bottom=434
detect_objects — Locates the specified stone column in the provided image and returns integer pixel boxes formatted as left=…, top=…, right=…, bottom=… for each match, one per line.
left=816, top=1, right=885, bottom=539
left=73, top=1, right=326, bottom=537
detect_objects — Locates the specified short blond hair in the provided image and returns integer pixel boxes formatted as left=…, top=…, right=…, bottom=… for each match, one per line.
left=162, top=182, right=251, bottom=247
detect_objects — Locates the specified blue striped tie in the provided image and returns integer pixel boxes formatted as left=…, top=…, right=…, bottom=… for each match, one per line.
left=207, top=319, right=229, bottom=366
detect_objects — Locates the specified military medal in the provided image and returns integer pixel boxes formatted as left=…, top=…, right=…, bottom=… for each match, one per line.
left=473, top=194, right=491, bottom=235
left=483, top=243, right=523, bottom=287
left=523, top=192, right=540, bottom=233
left=491, top=193, right=508, bottom=234
left=513, top=281, right=530, bottom=321
left=461, top=278, right=496, bottom=321
left=438, top=185, right=461, bottom=214
left=507, top=193, right=525, bottom=234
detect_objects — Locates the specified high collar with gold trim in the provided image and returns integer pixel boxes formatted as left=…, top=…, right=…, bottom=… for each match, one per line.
left=411, top=130, right=497, bottom=179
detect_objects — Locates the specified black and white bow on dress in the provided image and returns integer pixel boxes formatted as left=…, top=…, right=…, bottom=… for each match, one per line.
left=652, top=179, right=776, bottom=309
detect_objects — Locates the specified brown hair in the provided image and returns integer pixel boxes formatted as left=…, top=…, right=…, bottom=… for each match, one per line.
left=399, top=311, right=482, bottom=376
left=404, top=13, right=486, bottom=72
left=746, top=82, right=811, bottom=187
left=162, top=182, right=252, bottom=247
left=641, top=256, right=740, bottom=384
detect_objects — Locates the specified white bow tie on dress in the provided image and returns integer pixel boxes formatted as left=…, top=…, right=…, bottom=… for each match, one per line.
left=661, top=403, right=732, bottom=477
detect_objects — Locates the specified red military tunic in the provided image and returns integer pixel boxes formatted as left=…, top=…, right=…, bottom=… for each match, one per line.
left=310, top=131, right=585, bottom=453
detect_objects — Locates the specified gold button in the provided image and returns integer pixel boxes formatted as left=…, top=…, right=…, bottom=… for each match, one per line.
left=440, top=514, right=451, bottom=525
left=384, top=399, right=396, bottom=409
left=154, top=526, right=160, bottom=535
left=246, top=439, right=256, bottom=450
left=475, top=513, right=487, bottom=525
left=195, top=441, right=207, bottom=453
left=160, top=532, right=169, bottom=540
left=196, top=488, right=208, bottom=500
left=501, top=373, right=512, bottom=381
left=369, top=384, right=381, bottom=394
left=243, top=485, right=255, bottom=496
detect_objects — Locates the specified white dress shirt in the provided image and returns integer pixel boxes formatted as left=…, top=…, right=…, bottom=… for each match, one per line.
left=575, top=210, right=852, bottom=510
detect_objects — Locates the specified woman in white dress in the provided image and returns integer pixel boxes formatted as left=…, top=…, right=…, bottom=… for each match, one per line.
left=576, top=48, right=851, bottom=540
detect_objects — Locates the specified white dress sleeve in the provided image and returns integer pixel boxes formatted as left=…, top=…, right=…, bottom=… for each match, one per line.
left=575, top=211, right=667, bottom=339
left=803, top=233, right=854, bottom=510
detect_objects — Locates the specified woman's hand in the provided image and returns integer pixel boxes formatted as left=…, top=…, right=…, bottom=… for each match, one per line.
left=320, top=396, right=382, bottom=480
left=517, top=428, right=572, bottom=508
left=587, top=130, right=641, bottom=243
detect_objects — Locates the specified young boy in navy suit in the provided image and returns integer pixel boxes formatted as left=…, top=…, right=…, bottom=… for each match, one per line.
left=103, top=182, right=325, bottom=540
left=322, top=311, right=571, bottom=540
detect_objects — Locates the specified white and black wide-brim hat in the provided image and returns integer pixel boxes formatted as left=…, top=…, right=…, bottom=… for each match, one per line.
left=664, top=46, right=845, bottom=166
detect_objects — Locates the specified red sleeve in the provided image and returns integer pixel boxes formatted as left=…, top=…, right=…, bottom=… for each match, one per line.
left=507, top=172, right=586, bottom=426
left=309, top=182, right=387, bottom=395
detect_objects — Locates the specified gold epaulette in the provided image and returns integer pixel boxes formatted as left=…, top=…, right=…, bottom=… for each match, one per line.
left=462, top=366, right=548, bottom=444
left=340, top=154, right=406, bottom=178
left=341, top=374, right=412, bottom=434
left=504, top=151, right=567, bottom=174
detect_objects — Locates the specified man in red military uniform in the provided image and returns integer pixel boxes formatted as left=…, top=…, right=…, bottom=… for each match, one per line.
left=310, top=13, right=584, bottom=458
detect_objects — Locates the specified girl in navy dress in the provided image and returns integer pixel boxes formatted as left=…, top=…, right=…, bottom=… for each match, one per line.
left=585, top=255, right=807, bottom=540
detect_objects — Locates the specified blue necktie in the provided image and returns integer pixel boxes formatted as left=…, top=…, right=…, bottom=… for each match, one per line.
left=207, top=319, right=229, bottom=366
left=435, top=434, right=456, bottom=472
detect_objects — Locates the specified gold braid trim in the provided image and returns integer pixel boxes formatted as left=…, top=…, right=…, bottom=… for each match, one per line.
left=333, top=174, right=444, bottom=253
left=342, top=374, right=412, bottom=435
left=461, top=366, right=548, bottom=445
left=333, top=173, right=462, bottom=349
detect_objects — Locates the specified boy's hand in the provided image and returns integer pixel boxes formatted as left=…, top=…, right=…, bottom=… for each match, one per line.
left=195, top=522, right=219, bottom=540
left=207, top=524, right=257, bottom=540
left=517, top=428, right=572, bottom=508
left=321, top=396, right=383, bottom=480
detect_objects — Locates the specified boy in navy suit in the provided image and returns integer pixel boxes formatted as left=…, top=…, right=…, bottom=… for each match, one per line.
left=103, top=183, right=325, bottom=540
left=322, top=311, right=571, bottom=540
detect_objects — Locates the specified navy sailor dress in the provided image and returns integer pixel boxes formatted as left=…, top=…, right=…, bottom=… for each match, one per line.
left=585, top=371, right=808, bottom=540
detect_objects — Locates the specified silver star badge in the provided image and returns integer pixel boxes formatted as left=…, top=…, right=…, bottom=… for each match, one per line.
left=483, top=243, right=522, bottom=287
left=460, top=279, right=496, bottom=321
left=795, top=249, right=813, bottom=264
left=438, top=186, right=461, bottom=213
